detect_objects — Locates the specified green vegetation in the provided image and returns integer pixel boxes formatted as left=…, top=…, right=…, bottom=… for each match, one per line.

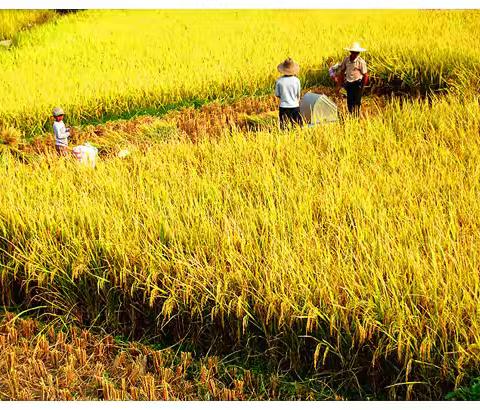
left=446, top=377, right=480, bottom=400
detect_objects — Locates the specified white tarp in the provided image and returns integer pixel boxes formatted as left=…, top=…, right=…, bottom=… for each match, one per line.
left=300, top=92, right=338, bottom=125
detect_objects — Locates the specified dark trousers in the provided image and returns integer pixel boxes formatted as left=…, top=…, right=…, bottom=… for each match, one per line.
left=344, top=79, right=363, bottom=117
left=279, top=107, right=303, bottom=130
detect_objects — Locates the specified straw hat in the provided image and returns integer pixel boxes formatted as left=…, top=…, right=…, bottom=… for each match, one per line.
left=277, top=58, right=300, bottom=75
left=345, top=42, right=366, bottom=52
left=52, top=107, right=65, bottom=116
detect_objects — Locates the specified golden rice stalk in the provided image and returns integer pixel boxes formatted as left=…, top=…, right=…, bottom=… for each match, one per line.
left=140, top=374, right=157, bottom=400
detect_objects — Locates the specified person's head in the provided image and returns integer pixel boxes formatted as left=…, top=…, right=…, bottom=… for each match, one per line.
left=52, top=107, right=65, bottom=122
left=349, top=51, right=360, bottom=61
left=277, top=57, right=300, bottom=76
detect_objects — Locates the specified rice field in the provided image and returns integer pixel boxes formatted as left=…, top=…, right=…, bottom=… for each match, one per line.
left=0, top=10, right=479, bottom=136
left=1, top=9, right=480, bottom=400
left=0, top=10, right=54, bottom=41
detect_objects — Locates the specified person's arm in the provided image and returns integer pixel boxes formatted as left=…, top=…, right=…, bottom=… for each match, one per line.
left=274, top=80, right=280, bottom=99
left=362, top=72, right=369, bottom=87
left=62, top=126, right=70, bottom=139
left=361, top=60, right=368, bottom=87
left=296, top=77, right=301, bottom=103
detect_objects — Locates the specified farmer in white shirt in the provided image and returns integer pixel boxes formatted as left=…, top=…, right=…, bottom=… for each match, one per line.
left=52, top=107, right=70, bottom=156
left=336, top=42, right=369, bottom=117
left=275, top=58, right=303, bottom=130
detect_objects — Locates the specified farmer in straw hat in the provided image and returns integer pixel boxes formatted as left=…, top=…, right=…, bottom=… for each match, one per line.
left=52, top=107, right=71, bottom=156
left=336, top=42, right=369, bottom=117
left=275, top=57, right=303, bottom=130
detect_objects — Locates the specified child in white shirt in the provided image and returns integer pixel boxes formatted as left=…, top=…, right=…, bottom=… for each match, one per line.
left=52, top=107, right=70, bottom=156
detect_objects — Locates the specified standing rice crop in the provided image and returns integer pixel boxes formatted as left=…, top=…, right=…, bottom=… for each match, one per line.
left=0, top=10, right=54, bottom=40
left=1, top=94, right=480, bottom=397
left=0, top=10, right=479, bottom=136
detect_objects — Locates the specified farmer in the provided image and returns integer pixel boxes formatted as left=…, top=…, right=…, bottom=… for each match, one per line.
left=275, top=57, right=303, bottom=130
left=52, top=107, right=70, bottom=156
left=336, top=42, right=369, bottom=117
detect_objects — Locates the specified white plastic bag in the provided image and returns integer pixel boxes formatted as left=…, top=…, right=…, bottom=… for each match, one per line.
left=72, top=143, right=98, bottom=168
